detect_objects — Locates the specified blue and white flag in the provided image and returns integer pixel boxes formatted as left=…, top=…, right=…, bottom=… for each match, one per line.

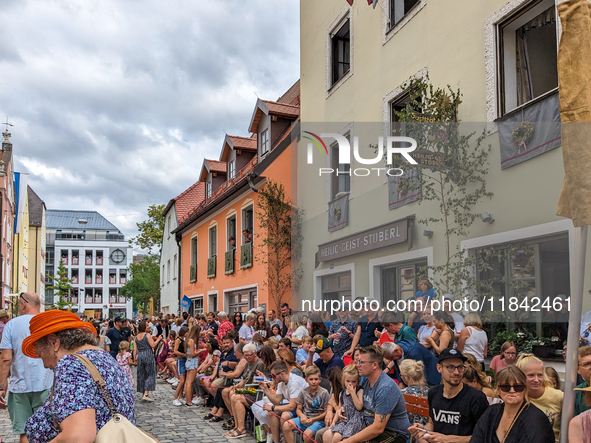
left=180, top=295, right=192, bottom=310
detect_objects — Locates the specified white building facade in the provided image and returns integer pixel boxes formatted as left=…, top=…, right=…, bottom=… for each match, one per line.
left=45, top=210, right=133, bottom=319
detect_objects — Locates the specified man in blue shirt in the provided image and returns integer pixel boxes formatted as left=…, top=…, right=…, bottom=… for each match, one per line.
left=345, top=299, right=382, bottom=357
left=0, top=293, right=53, bottom=441
left=306, top=337, right=344, bottom=377
left=341, top=345, right=410, bottom=443
left=382, top=340, right=441, bottom=386
left=328, top=308, right=358, bottom=358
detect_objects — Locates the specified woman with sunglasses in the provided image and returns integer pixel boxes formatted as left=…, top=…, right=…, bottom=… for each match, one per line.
left=470, top=366, right=554, bottom=443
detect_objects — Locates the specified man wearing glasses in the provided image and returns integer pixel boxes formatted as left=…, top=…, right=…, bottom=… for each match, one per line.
left=253, top=360, right=308, bottom=443
left=0, top=293, right=53, bottom=443
left=341, top=345, right=410, bottom=443
left=574, top=345, right=591, bottom=416
left=408, top=349, right=489, bottom=443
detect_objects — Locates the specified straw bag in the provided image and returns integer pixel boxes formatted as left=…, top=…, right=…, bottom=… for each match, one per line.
left=51, top=353, right=160, bottom=443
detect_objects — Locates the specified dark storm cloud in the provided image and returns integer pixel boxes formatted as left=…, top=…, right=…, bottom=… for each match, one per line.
left=0, top=0, right=299, bottom=239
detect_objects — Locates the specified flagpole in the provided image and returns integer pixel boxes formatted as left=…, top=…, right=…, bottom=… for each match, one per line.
left=560, top=224, right=587, bottom=443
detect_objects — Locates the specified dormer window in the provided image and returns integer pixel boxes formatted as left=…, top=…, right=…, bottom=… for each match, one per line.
left=206, top=180, right=212, bottom=199
left=260, top=129, right=270, bottom=157
left=228, top=160, right=236, bottom=180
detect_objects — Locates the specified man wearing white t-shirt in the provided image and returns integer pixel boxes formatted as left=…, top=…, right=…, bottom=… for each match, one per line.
left=253, top=360, right=308, bottom=443
left=239, top=313, right=256, bottom=344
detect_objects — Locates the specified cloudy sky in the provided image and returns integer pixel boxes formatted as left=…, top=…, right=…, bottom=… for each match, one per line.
left=0, top=0, right=299, bottom=247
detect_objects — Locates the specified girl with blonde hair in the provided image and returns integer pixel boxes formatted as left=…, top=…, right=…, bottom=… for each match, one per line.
left=457, top=312, right=487, bottom=367
left=399, top=359, right=429, bottom=425
left=516, top=354, right=564, bottom=441
left=324, top=365, right=365, bottom=443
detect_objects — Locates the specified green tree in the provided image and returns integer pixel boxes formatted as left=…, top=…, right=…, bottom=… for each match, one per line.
left=119, top=254, right=160, bottom=315
left=255, top=180, right=304, bottom=313
left=129, top=204, right=166, bottom=253
left=390, top=76, right=493, bottom=296
left=46, top=259, right=75, bottom=310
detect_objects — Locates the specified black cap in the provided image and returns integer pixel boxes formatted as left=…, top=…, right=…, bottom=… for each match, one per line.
left=438, top=348, right=468, bottom=363
left=114, top=315, right=125, bottom=323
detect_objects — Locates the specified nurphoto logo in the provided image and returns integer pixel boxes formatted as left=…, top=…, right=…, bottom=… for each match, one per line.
left=303, top=131, right=418, bottom=177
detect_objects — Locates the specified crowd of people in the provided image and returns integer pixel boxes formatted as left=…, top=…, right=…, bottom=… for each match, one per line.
left=0, top=290, right=590, bottom=443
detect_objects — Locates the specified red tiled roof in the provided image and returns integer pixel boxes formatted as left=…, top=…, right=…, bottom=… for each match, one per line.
left=206, top=159, right=227, bottom=174
left=219, top=134, right=258, bottom=162
left=277, top=80, right=300, bottom=106
left=173, top=181, right=205, bottom=224
left=249, top=98, right=300, bottom=133
left=262, top=100, right=300, bottom=118
left=229, top=135, right=257, bottom=151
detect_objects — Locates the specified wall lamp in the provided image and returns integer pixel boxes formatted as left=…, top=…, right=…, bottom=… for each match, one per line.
left=422, top=229, right=433, bottom=238
left=480, top=212, right=495, bottom=223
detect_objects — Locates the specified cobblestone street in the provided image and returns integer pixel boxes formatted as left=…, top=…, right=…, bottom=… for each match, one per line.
left=0, top=372, right=258, bottom=443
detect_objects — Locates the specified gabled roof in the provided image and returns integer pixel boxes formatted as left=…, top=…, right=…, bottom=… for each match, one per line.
left=46, top=210, right=121, bottom=231
left=277, top=80, right=300, bottom=106
left=248, top=98, right=300, bottom=133
left=199, top=159, right=227, bottom=182
left=219, top=134, right=257, bottom=162
left=175, top=181, right=205, bottom=223
left=27, top=186, right=45, bottom=227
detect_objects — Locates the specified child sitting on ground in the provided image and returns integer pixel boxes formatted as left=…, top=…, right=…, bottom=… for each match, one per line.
left=283, top=365, right=330, bottom=443
left=116, top=341, right=135, bottom=387
left=324, top=365, right=365, bottom=443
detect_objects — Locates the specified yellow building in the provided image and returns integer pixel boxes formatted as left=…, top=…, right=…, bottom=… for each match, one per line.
left=13, top=173, right=30, bottom=297
left=28, top=186, right=46, bottom=308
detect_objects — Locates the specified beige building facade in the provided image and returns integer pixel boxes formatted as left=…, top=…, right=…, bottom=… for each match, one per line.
left=297, top=0, right=582, bottom=342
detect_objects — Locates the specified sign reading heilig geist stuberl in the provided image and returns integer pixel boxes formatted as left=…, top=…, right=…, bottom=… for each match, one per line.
left=315, top=217, right=412, bottom=266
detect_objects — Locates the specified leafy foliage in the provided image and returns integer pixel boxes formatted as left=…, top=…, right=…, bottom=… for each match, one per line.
left=129, top=204, right=166, bottom=253
left=392, top=76, right=493, bottom=296
left=255, top=181, right=304, bottom=313
left=45, top=259, right=75, bottom=310
left=119, top=254, right=160, bottom=315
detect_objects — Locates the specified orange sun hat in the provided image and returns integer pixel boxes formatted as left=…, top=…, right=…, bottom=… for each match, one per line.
left=22, top=310, right=97, bottom=359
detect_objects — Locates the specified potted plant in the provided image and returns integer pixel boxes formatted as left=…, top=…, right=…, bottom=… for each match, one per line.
left=531, top=337, right=555, bottom=359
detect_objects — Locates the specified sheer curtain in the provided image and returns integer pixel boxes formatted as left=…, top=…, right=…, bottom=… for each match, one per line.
left=515, top=6, right=556, bottom=106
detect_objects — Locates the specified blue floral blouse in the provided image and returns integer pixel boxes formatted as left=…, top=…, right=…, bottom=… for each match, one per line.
left=25, top=349, right=135, bottom=443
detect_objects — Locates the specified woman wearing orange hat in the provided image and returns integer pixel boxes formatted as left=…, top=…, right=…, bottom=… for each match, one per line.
left=21, top=311, right=135, bottom=442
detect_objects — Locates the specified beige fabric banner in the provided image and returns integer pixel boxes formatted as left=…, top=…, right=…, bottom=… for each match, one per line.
left=556, top=0, right=591, bottom=226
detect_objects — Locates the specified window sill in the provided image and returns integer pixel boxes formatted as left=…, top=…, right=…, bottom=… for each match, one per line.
left=326, top=69, right=353, bottom=99
left=495, top=87, right=559, bottom=121
left=382, top=0, right=427, bottom=46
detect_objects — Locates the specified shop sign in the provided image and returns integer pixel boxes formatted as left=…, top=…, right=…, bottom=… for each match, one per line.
left=315, top=217, right=413, bottom=267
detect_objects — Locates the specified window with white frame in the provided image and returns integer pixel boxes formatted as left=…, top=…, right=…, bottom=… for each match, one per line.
left=227, top=216, right=237, bottom=251
left=498, top=0, right=557, bottom=116
left=228, top=160, right=236, bottom=180
left=167, top=259, right=170, bottom=283
left=191, top=237, right=198, bottom=266
left=389, top=0, right=421, bottom=29
left=260, top=129, right=270, bottom=157
left=331, top=19, right=350, bottom=86
left=189, top=296, right=204, bottom=316
left=162, top=265, right=165, bottom=286
left=241, top=206, right=254, bottom=245
left=209, top=226, right=217, bottom=258
left=168, top=214, right=172, bottom=238
left=173, top=254, right=177, bottom=279
left=476, top=234, right=569, bottom=340
left=190, top=236, right=198, bottom=283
